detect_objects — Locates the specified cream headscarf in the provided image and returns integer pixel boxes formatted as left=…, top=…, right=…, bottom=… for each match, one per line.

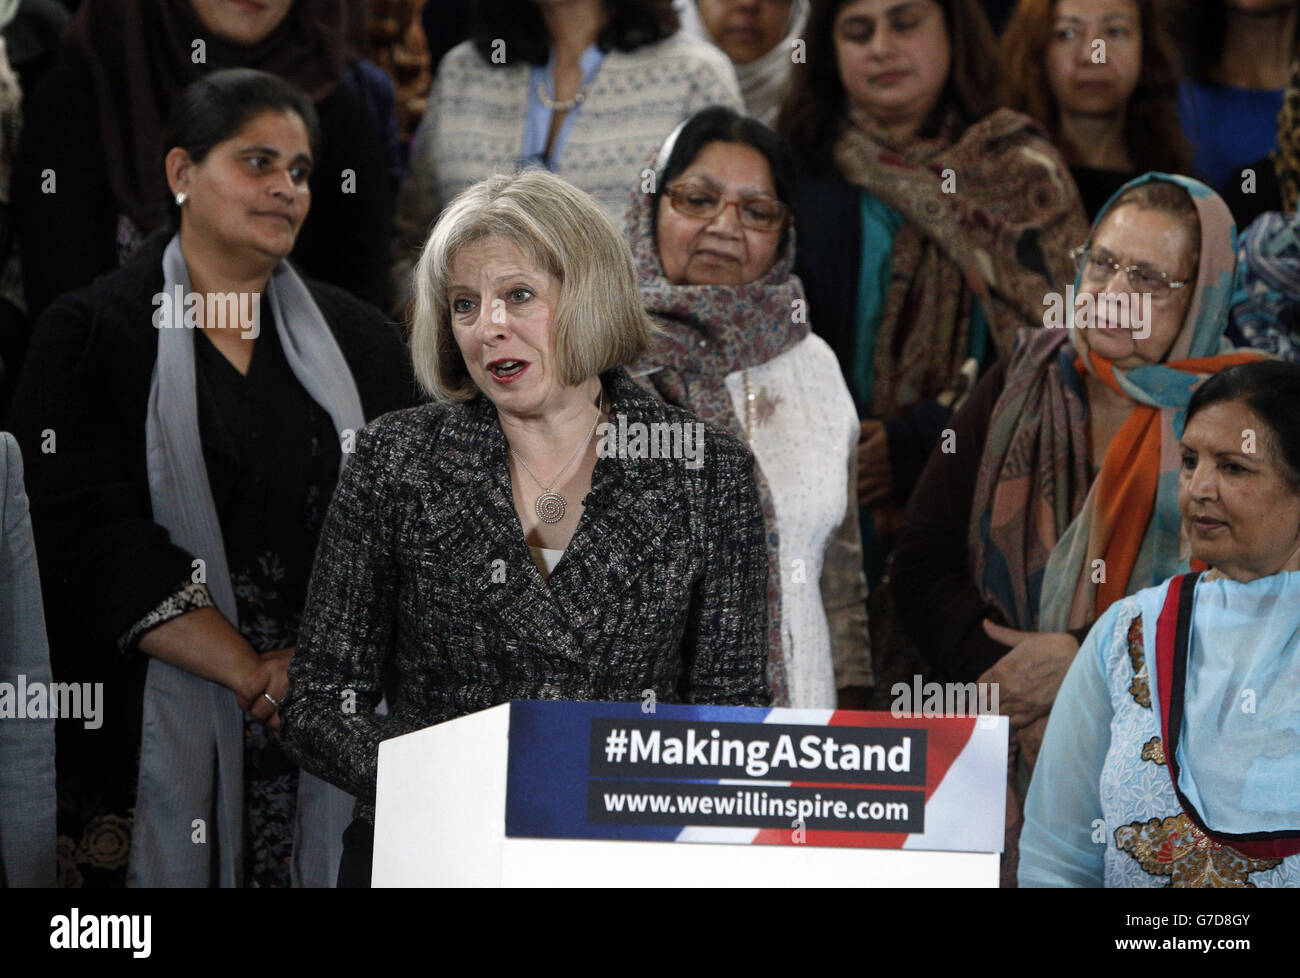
left=676, top=0, right=808, bottom=125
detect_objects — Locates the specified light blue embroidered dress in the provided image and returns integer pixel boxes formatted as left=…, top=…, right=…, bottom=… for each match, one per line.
left=1020, top=571, right=1300, bottom=887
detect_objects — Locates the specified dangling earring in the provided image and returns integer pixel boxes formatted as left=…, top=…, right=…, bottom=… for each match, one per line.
left=175, top=191, right=188, bottom=206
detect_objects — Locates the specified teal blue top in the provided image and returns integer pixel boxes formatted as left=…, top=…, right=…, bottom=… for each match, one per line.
left=851, top=191, right=904, bottom=410
left=851, top=189, right=988, bottom=412
left=853, top=189, right=988, bottom=588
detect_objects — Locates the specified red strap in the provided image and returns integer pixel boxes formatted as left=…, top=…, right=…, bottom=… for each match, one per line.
left=1153, top=574, right=1183, bottom=730
left=1154, top=575, right=1300, bottom=859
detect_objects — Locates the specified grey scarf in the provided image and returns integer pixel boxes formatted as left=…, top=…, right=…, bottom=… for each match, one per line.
left=130, top=234, right=363, bottom=886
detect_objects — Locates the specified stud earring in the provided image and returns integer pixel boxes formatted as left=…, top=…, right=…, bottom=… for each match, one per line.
left=175, top=191, right=188, bottom=206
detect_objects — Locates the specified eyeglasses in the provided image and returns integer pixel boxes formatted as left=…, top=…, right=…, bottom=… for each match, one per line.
left=1070, top=245, right=1192, bottom=297
left=665, top=180, right=789, bottom=232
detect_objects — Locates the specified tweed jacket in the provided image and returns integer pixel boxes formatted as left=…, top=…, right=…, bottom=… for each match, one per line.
left=280, top=368, right=771, bottom=818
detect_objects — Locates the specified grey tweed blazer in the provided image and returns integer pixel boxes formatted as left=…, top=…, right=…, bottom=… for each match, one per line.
left=280, top=368, right=771, bottom=816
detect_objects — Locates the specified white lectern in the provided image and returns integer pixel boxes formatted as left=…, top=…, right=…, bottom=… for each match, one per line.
left=373, top=700, right=1007, bottom=887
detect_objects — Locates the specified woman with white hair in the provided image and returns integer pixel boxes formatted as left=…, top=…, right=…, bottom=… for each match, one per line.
left=281, top=168, right=771, bottom=886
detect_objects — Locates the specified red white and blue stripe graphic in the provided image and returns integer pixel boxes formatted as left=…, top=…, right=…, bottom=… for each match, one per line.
left=505, top=701, right=1007, bottom=853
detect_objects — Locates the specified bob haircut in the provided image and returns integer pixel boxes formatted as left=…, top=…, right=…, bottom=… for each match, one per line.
left=410, top=168, right=652, bottom=402
left=777, top=0, right=1000, bottom=169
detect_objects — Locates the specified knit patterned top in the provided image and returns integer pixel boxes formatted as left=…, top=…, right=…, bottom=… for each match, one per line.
left=391, top=32, right=744, bottom=305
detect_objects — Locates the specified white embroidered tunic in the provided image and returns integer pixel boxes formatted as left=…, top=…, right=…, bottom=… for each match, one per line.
left=724, top=334, right=865, bottom=709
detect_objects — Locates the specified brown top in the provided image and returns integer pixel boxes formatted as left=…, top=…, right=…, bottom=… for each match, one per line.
left=891, top=358, right=1010, bottom=684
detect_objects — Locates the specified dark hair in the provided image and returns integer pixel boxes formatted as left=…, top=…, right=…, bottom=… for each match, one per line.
left=659, top=107, right=795, bottom=206
left=471, top=0, right=679, bottom=66
left=1185, top=360, right=1300, bottom=490
left=1000, top=0, right=1192, bottom=174
left=655, top=106, right=796, bottom=254
left=1171, top=0, right=1300, bottom=82
left=163, top=68, right=322, bottom=224
left=777, top=0, right=1000, bottom=170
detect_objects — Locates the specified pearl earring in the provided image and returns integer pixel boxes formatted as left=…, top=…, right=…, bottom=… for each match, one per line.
left=175, top=191, right=188, bottom=206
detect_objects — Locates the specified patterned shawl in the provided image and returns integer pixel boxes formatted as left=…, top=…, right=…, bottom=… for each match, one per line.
left=970, top=173, right=1265, bottom=633
left=1271, top=54, right=1300, bottom=213
left=1230, top=211, right=1300, bottom=362
left=832, top=107, right=1088, bottom=418
left=623, top=171, right=809, bottom=705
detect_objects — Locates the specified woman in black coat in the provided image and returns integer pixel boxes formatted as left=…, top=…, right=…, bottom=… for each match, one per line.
left=279, top=168, right=772, bottom=886
left=7, top=68, right=417, bottom=888
left=12, top=0, right=392, bottom=322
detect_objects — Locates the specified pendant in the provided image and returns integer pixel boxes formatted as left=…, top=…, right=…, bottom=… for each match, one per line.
left=536, top=491, right=566, bottom=524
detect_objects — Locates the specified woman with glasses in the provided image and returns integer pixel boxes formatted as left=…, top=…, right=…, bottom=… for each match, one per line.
left=890, top=172, right=1263, bottom=879
left=775, top=2, right=1087, bottom=748
left=626, top=107, right=872, bottom=708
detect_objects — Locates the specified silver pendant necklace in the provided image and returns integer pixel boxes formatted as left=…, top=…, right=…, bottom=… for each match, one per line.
left=510, top=392, right=605, bottom=524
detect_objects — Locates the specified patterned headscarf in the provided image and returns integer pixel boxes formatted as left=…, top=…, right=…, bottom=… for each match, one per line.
left=1230, top=211, right=1300, bottom=362
left=970, top=173, right=1264, bottom=633
left=624, top=158, right=809, bottom=704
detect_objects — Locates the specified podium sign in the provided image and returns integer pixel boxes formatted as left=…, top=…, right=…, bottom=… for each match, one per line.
left=506, top=701, right=1005, bottom=853
left=373, top=701, right=1007, bottom=886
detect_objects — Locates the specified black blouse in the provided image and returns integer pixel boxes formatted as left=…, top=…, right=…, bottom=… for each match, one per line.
left=195, top=302, right=342, bottom=654
left=1070, top=165, right=1139, bottom=223
left=193, top=310, right=348, bottom=887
